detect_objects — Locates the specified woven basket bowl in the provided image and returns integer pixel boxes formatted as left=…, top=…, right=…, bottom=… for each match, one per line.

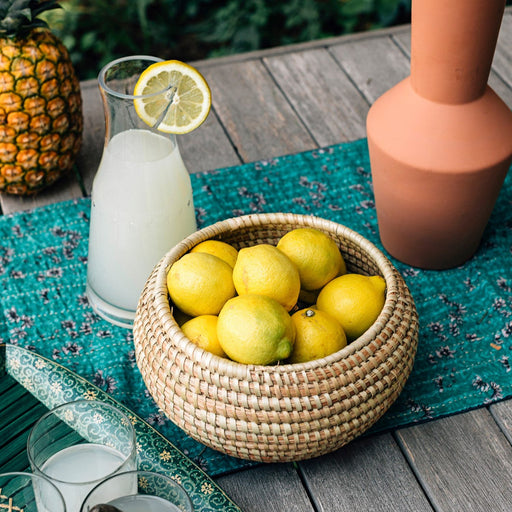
left=133, top=213, right=419, bottom=463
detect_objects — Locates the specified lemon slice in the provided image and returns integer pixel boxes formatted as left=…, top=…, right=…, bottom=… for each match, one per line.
left=133, top=60, right=211, bottom=134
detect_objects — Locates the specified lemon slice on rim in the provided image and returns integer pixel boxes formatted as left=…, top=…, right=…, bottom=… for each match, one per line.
left=133, top=60, right=211, bottom=134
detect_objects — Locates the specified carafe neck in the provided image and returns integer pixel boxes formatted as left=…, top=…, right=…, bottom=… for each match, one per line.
left=410, top=0, right=506, bottom=104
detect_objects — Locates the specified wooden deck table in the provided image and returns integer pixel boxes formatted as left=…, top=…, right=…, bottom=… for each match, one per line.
left=2, top=9, right=512, bottom=511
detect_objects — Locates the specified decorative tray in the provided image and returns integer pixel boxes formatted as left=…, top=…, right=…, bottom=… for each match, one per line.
left=0, top=343, right=242, bottom=512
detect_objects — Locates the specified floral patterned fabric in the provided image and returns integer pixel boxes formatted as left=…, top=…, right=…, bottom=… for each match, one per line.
left=0, top=138, right=511, bottom=475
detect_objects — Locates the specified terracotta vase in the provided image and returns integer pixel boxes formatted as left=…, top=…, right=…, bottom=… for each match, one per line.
left=366, top=0, right=512, bottom=269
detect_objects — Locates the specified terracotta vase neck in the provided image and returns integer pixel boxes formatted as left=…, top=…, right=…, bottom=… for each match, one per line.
left=410, top=0, right=506, bottom=104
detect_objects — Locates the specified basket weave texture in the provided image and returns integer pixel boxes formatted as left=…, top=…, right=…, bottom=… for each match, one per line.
left=133, top=213, right=419, bottom=463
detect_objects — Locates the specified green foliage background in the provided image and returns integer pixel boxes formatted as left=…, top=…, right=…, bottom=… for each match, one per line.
left=44, top=0, right=413, bottom=80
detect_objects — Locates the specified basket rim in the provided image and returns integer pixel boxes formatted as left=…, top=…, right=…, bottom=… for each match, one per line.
left=138, top=212, right=412, bottom=377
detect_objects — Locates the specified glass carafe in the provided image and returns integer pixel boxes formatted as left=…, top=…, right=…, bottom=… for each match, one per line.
left=86, top=55, right=197, bottom=328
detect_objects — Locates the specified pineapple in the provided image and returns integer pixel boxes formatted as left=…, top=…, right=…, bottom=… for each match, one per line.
left=0, top=0, right=83, bottom=195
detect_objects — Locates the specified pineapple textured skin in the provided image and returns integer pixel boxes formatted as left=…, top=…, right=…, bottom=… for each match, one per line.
left=0, top=28, right=83, bottom=195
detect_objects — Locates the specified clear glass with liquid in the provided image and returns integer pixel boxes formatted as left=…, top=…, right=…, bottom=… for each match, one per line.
left=40, top=443, right=136, bottom=511
left=27, top=400, right=137, bottom=512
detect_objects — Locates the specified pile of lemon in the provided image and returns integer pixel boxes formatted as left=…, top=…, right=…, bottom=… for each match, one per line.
left=167, top=228, right=386, bottom=366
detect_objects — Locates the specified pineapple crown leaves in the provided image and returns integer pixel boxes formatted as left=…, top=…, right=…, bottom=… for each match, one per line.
left=0, top=0, right=61, bottom=38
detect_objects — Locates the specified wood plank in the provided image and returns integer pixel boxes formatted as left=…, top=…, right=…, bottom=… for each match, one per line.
left=215, top=464, right=315, bottom=512
left=177, top=107, right=242, bottom=175
left=493, top=11, right=512, bottom=87
left=329, top=35, right=410, bottom=105
left=395, top=408, right=512, bottom=511
left=298, top=433, right=432, bottom=512
left=490, top=397, right=512, bottom=445
left=200, top=60, right=316, bottom=163
left=264, top=48, right=369, bottom=146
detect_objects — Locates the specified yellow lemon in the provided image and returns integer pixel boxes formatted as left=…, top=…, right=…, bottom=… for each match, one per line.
left=181, top=315, right=226, bottom=358
left=167, top=252, right=235, bottom=316
left=232, top=244, right=300, bottom=311
left=217, top=294, right=296, bottom=365
left=289, top=308, right=347, bottom=363
left=277, top=228, right=346, bottom=291
left=133, top=60, right=211, bottom=134
left=190, top=240, right=238, bottom=268
left=316, top=273, right=386, bottom=341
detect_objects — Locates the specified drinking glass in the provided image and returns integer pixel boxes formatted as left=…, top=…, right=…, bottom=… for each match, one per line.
left=86, top=55, right=197, bottom=328
left=0, top=472, right=66, bottom=512
left=27, top=400, right=137, bottom=512
left=80, top=470, right=194, bottom=512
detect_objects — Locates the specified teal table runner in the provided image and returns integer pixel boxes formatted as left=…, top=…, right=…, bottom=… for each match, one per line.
left=0, top=138, right=511, bottom=476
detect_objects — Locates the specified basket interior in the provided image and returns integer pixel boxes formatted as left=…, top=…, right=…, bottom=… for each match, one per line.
left=157, top=214, right=401, bottom=374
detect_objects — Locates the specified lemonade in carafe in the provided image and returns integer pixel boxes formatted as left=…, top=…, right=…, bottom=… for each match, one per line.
left=86, top=56, right=210, bottom=327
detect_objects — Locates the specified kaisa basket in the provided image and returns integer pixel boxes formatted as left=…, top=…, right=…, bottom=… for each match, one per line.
left=133, top=213, right=419, bottom=463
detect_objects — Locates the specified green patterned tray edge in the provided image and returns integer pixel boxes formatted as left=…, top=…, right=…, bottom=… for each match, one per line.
left=2, top=343, right=242, bottom=512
